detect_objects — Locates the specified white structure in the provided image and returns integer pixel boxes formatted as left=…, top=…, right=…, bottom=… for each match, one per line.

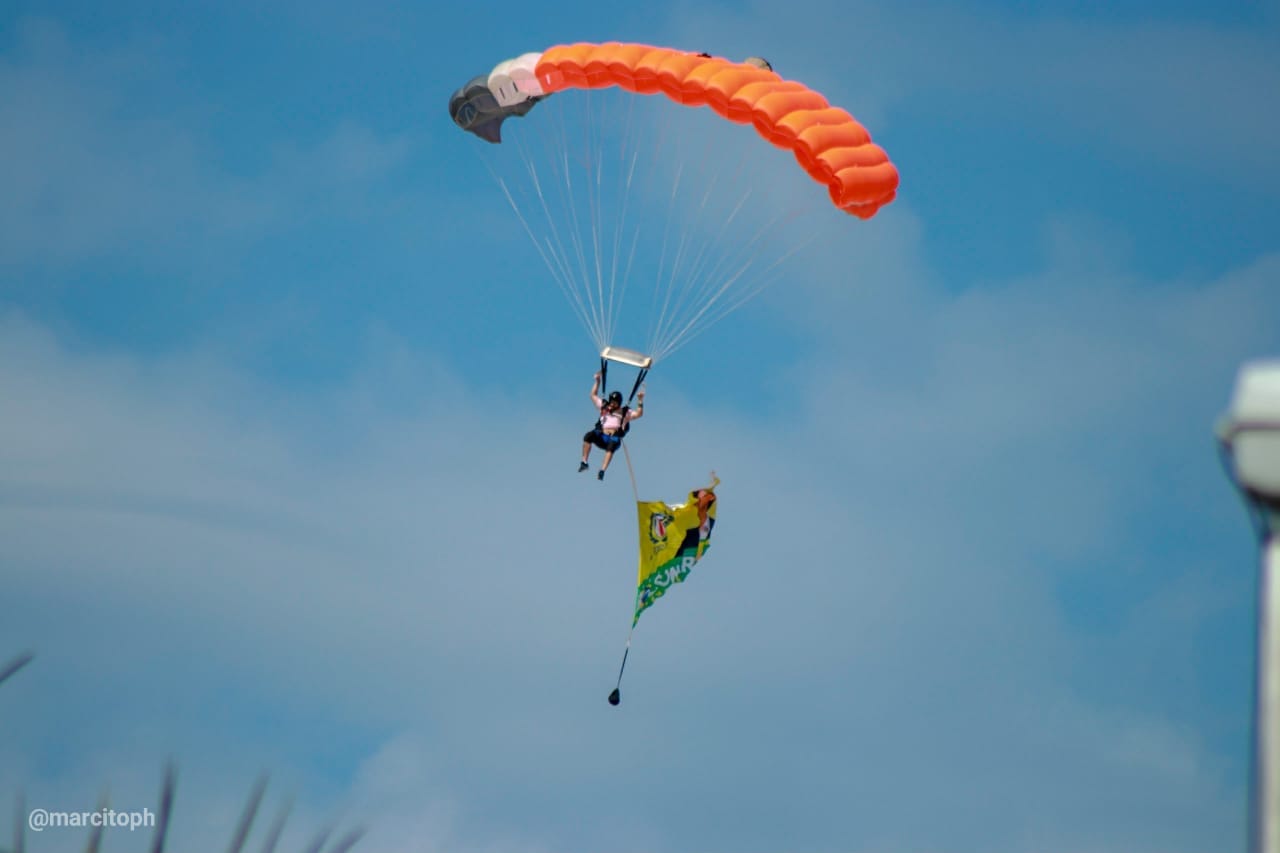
left=1219, top=360, right=1280, bottom=853
left=600, top=345, right=654, bottom=369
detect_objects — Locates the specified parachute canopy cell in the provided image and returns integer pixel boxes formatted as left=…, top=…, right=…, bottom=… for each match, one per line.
left=448, top=73, right=541, bottom=144
left=448, top=42, right=898, bottom=217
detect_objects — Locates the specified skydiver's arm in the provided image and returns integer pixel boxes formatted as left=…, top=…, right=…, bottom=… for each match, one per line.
left=628, top=386, right=646, bottom=421
left=591, top=372, right=602, bottom=409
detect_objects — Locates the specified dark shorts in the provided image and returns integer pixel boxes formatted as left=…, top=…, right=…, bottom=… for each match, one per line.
left=584, top=429, right=622, bottom=451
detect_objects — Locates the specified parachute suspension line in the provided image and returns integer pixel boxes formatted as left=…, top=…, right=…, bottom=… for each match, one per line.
left=531, top=90, right=647, bottom=354
left=604, top=94, right=644, bottom=348
left=569, top=97, right=613, bottom=350
left=646, top=122, right=757, bottom=359
left=651, top=204, right=788, bottom=359
left=641, top=102, right=687, bottom=353
left=671, top=190, right=755, bottom=324
left=665, top=125, right=741, bottom=310
left=651, top=214, right=696, bottom=352
left=582, top=91, right=609, bottom=353
left=648, top=186, right=752, bottom=357
left=586, top=88, right=678, bottom=354
left=590, top=90, right=633, bottom=351
left=654, top=205, right=826, bottom=361
left=590, top=91, right=620, bottom=348
left=599, top=96, right=619, bottom=345
left=521, top=97, right=597, bottom=348
left=648, top=160, right=693, bottom=357
left=483, top=156, right=599, bottom=345
left=513, top=94, right=612, bottom=351
left=489, top=87, right=834, bottom=363
left=555, top=103, right=607, bottom=351
left=652, top=147, right=710, bottom=348
left=645, top=154, right=737, bottom=353
left=617, top=222, right=642, bottom=349
left=508, top=129, right=604, bottom=347
left=652, top=138, right=761, bottom=349
left=653, top=207, right=810, bottom=361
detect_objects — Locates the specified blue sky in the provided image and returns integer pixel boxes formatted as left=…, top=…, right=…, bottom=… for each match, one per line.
left=2, top=1, right=1279, bottom=851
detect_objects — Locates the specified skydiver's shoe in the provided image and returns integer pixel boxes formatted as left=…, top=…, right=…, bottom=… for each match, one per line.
left=597, top=470, right=606, bottom=481
left=578, top=461, right=589, bottom=473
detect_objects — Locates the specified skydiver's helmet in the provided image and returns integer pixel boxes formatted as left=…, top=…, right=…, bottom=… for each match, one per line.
left=607, top=391, right=623, bottom=408
left=743, top=56, right=773, bottom=71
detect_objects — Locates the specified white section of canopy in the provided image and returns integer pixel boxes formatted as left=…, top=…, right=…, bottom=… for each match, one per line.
left=489, top=52, right=544, bottom=106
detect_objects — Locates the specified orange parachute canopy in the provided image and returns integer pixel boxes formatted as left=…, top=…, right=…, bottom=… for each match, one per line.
left=449, top=42, right=898, bottom=219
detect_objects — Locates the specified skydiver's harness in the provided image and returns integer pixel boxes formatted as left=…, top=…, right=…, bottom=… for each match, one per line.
left=592, top=357, right=648, bottom=447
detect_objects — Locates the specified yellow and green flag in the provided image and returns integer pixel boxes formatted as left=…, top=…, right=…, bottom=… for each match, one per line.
left=632, top=475, right=719, bottom=627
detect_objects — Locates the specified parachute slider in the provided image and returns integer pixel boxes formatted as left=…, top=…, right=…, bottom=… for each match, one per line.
left=600, top=346, right=653, bottom=369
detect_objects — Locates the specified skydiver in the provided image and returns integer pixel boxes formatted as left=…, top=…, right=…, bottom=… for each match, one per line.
left=579, top=372, right=645, bottom=480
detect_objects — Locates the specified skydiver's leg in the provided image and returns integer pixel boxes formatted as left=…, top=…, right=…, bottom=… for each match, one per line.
left=581, top=430, right=601, bottom=472
left=600, top=448, right=615, bottom=471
